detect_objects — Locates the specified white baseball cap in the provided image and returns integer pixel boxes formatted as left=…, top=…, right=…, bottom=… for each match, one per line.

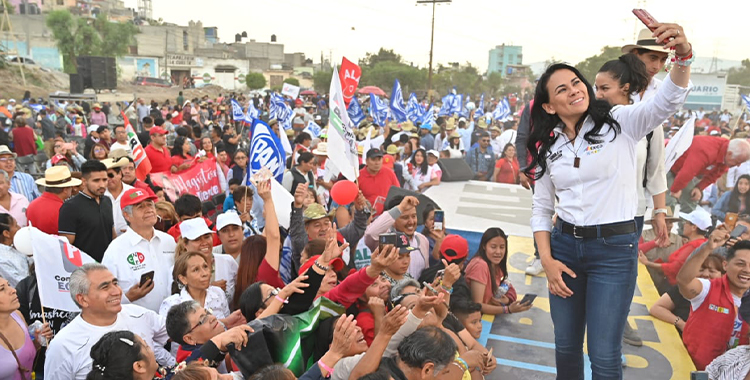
left=679, top=207, right=712, bottom=231
left=427, top=149, right=440, bottom=158
left=180, top=218, right=215, bottom=240
left=216, top=211, right=242, bottom=232
left=87, top=124, right=100, bottom=133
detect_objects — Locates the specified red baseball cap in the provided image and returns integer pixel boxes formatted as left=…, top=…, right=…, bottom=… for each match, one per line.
left=295, top=99, right=303, bottom=105
left=149, top=126, right=168, bottom=136
left=440, top=235, right=468, bottom=263
left=51, top=154, right=68, bottom=165
left=298, top=254, right=344, bottom=275
left=382, top=154, right=394, bottom=169
left=120, top=188, right=158, bottom=210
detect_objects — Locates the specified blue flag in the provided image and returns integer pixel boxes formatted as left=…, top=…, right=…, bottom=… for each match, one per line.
left=347, top=96, right=365, bottom=127
left=406, top=92, right=422, bottom=123
left=270, top=93, right=293, bottom=130
left=247, top=119, right=286, bottom=183
left=438, top=94, right=454, bottom=117
left=451, top=94, right=463, bottom=116
left=742, top=94, right=750, bottom=114
left=370, top=93, right=389, bottom=127
left=474, top=94, right=485, bottom=117
left=29, top=104, right=44, bottom=113
left=389, top=79, right=407, bottom=122
left=417, top=104, right=435, bottom=129
left=246, top=101, right=260, bottom=120
left=303, top=120, right=322, bottom=138
left=492, top=97, right=512, bottom=121
left=231, top=99, right=245, bottom=121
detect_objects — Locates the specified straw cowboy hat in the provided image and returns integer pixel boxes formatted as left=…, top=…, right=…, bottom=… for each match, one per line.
left=644, top=206, right=680, bottom=224
left=35, top=166, right=82, bottom=188
left=101, top=157, right=128, bottom=170
left=313, top=142, right=328, bottom=156
left=621, top=28, right=672, bottom=54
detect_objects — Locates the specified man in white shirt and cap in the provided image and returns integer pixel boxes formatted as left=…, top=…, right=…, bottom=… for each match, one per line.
left=213, top=211, right=244, bottom=263
left=102, top=188, right=176, bottom=313
left=44, top=264, right=173, bottom=380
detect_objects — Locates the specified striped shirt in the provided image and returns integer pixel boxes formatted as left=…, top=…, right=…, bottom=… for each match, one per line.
left=10, top=171, right=41, bottom=202
left=706, top=345, right=750, bottom=380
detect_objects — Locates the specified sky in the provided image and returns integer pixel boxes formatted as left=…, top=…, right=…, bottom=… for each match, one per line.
left=124, top=0, right=749, bottom=72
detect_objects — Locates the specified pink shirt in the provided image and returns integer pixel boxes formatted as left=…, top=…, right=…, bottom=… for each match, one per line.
left=0, top=192, right=29, bottom=226
left=0, top=313, right=36, bottom=380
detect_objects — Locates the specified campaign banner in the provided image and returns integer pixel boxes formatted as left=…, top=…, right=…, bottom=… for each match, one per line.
left=248, top=119, right=286, bottom=183
left=281, top=83, right=301, bottom=99
left=150, top=158, right=221, bottom=202
left=328, top=67, right=359, bottom=181
left=32, top=227, right=96, bottom=311
left=339, top=57, right=361, bottom=107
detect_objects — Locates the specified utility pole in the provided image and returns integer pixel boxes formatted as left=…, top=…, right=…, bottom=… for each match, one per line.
left=417, top=0, right=451, bottom=102
left=0, top=1, right=26, bottom=86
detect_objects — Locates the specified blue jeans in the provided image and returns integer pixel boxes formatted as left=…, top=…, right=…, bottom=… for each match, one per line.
left=549, top=222, right=638, bottom=380
left=635, top=215, right=644, bottom=237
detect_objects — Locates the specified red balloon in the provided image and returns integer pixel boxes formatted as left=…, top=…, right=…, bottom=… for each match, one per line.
left=331, top=180, right=359, bottom=205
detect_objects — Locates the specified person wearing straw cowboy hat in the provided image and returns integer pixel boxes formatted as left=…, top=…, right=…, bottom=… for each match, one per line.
left=0, top=145, right=40, bottom=202
left=102, top=157, right=134, bottom=237
left=90, top=102, right=107, bottom=127
left=27, top=166, right=82, bottom=235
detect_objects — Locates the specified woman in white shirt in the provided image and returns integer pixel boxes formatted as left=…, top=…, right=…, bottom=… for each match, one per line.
left=409, top=149, right=437, bottom=193
left=161, top=251, right=230, bottom=320
left=525, top=22, right=693, bottom=379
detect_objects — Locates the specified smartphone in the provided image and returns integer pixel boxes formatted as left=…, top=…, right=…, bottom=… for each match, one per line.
left=139, top=271, right=155, bottom=287
left=726, top=212, right=739, bottom=231
left=484, top=348, right=494, bottom=366
left=433, top=210, right=445, bottom=231
left=379, top=233, right=397, bottom=252
left=436, top=269, right=446, bottom=279
left=520, top=293, right=537, bottom=306
left=422, top=281, right=438, bottom=294
left=632, top=9, right=658, bottom=31
left=730, top=224, right=748, bottom=240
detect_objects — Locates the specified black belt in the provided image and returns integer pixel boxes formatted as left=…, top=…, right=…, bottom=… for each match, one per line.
left=557, top=219, right=636, bottom=239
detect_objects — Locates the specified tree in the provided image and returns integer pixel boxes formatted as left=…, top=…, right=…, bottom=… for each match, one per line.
left=313, top=69, right=333, bottom=93
left=1, top=0, right=13, bottom=15
left=283, top=77, right=300, bottom=86
left=245, top=72, right=266, bottom=90
left=575, top=46, right=622, bottom=83
left=728, top=59, right=750, bottom=87
left=359, top=48, right=402, bottom=68
left=46, top=10, right=138, bottom=73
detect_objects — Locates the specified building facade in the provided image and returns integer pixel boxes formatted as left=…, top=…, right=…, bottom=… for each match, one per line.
left=488, top=44, right=522, bottom=77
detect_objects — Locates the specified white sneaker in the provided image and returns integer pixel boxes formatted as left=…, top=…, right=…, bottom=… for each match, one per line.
left=525, top=258, right=544, bottom=275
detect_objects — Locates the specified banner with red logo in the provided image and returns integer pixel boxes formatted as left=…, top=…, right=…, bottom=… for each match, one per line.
left=339, top=57, right=361, bottom=107
left=149, top=157, right=221, bottom=202
left=32, top=227, right=96, bottom=312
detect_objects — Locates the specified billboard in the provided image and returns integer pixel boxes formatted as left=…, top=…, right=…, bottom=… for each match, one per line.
left=657, top=72, right=727, bottom=111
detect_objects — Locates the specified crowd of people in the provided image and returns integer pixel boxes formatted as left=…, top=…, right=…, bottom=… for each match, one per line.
left=0, top=17, right=749, bottom=380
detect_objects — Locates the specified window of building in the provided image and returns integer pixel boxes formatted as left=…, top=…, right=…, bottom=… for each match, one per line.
left=56, top=0, right=64, bottom=5
left=183, top=31, right=188, bottom=51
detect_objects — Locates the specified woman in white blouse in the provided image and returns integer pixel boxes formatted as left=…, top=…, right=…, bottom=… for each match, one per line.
left=160, top=251, right=243, bottom=326
left=525, top=22, right=693, bottom=379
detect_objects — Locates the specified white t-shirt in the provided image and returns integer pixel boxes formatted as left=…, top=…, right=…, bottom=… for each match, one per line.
left=159, top=286, right=230, bottom=319
left=44, top=304, right=172, bottom=380
left=352, top=238, right=373, bottom=270
left=690, top=278, right=743, bottom=350
left=104, top=183, right=134, bottom=236
left=102, top=228, right=176, bottom=312
left=108, top=141, right=132, bottom=154
left=411, top=165, right=434, bottom=192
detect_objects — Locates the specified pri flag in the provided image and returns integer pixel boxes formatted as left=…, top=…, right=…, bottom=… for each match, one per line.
left=328, top=67, right=360, bottom=181
left=369, top=93, right=389, bottom=127
left=248, top=119, right=287, bottom=183
left=339, top=57, right=362, bottom=107
left=389, top=79, right=407, bottom=122
left=32, top=227, right=96, bottom=311
left=347, top=96, right=365, bottom=127
left=121, top=112, right=152, bottom=180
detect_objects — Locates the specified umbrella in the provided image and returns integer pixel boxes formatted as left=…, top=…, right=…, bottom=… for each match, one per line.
left=358, top=86, right=386, bottom=97
left=300, top=90, right=317, bottom=96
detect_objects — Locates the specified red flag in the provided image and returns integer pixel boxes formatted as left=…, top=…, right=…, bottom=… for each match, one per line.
left=121, top=112, right=153, bottom=180
left=339, top=57, right=361, bottom=107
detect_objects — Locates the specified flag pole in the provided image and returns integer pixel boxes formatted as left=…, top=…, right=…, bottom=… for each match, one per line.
left=28, top=225, right=48, bottom=326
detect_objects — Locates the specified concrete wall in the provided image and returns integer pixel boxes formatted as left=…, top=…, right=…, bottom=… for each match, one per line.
left=1, top=40, right=63, bottom=71
left=118, top=56, right=161, bottom=81
left=189, top=57, right=249, bottom=90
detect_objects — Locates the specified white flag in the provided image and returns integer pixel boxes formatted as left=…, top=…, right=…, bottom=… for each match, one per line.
left=32, top=227, right=96, bottom=312
left=327, top=67, right=360, bottom=181
left=665, top=116, right=695, bottom=173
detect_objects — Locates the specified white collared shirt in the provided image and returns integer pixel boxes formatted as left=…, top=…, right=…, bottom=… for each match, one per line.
left=531, top=74, right=690, bottom=232
left=632, top=77, right=668, bottom=215
left=44, top=304, right=172, bottom=380
left=105, top=183, right=134, bottom=236
left=159, top=285, right=230, bottom=319
left=102, top=227, right=176, bottom=312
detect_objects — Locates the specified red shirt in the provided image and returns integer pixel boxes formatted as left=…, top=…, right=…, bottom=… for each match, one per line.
left=660, top=238, right=707, bottom=285
left=356, top=311, right=376, bottom=346
left=26, top=192, right=63, bottom=235
left=12, top=126, right=37, bottom=157
left=495, top=157, right=520, bottom=184
left=358, top=167, right=400, bottom=208
left=170, top=154, right=194, bottom=173
left=257, top=259, right=285, bottom=288
left=145, top=144, right=171, bottom=174
left=670, top=136, right=729, bottom=192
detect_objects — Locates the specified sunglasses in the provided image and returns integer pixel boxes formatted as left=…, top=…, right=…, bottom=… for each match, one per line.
left=185, top=308, right=214, bottom=335
left=263, top=287, right=281, bottom=305
left=107, top=173, right=116, bottom=178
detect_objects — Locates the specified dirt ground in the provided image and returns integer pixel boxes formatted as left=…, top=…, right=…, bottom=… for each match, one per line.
left=0, top=65, right=230, bottom=103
